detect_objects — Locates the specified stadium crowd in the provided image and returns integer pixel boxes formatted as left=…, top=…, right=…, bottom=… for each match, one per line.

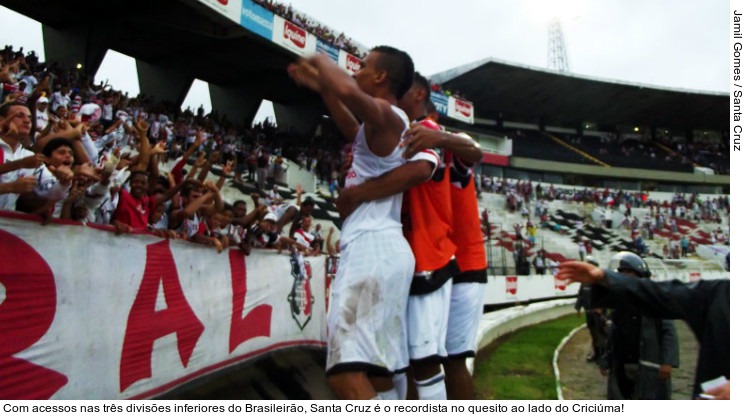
left=253, top=0, right=365, bottom=57
left=1, top=44, right=332, bottom=257
left=480, top=175, right=728, bottom=224
left=1, top=22, right=729, bottom=402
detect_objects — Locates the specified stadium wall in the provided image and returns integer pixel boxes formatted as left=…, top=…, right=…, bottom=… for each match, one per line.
left=0, top=213, right=328, bottom=400
left=510, top=157, right=729, bottom=186
left=1, top=214, right=726, bottom=399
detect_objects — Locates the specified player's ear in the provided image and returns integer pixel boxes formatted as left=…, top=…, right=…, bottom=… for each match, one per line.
left=374, top=69, right=387, bottom=86
left=415, top=85, right=427, bottom=102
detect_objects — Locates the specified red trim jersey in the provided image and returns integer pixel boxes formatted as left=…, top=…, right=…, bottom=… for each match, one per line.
left=113, top=188, right=151, bottom=228
left=293, top=228, right=316, bottom=249
left=402, top=119, right=457, bottom=272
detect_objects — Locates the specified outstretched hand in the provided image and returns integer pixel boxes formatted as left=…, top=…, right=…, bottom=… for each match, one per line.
left=17, top=154, right=47, bottom=169
left=702, top=380, right=730, bottom=400
left=0, top=114, right=19, bottom=136
left=555, top=261, right=605, bottom=285
left=287, top=59, right=321, bottom=92
left=7, top=177, right=37, bottom=194
left=74, top=162, right=102, bottom=182
left=48, top=164, right=74, bottom=185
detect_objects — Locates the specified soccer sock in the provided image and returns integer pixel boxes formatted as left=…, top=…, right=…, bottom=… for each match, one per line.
left=392, top=372, right=407, bottom=400
left=415, top=371, right=447, bottom=400
left=377, top=388, right=399, bottom=400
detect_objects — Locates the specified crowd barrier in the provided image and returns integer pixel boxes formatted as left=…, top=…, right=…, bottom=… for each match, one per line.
left=0, top=213, right=329, bottom=400
left=483, top=274, right=580, bottom=306
left=2, top=213, right=725, bottom=399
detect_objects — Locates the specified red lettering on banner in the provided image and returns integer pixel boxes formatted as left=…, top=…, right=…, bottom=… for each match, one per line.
left=455, top=100, right=472, bottom=117
left=228, top=250, right=272, bottom=353
left=505, top=276, right=518, bottom=295
left=346, top=55, right=361, bottom=73
left=0, top=230, right=68, bottom=399
left=120, top=240, right=204, bottom=392
left=283, top=21, right=307, bottom=48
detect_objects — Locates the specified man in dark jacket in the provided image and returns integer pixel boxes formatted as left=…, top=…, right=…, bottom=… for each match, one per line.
left=595, top=252, right=679, bottom=399
left=574, top=256, right=607, bottom=363
left=557, top=257, right=730, bottom=400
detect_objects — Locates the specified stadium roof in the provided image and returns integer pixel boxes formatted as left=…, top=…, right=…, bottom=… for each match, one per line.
left=4, top=0, right=728, bottom=132
left=431, top=59, right=728, bottom=132
left=0, top=0, right=315, bottom=105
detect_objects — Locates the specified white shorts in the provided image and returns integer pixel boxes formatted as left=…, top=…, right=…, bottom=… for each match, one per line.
left=446, top=282, right=486, bottom=358
left=326, top=229, right=415, bottom=376
left=407, top=280, right=452, bottom=362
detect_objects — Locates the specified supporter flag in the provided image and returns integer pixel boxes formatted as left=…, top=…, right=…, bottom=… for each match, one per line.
left=554, top=276, right=567, bottom=292
left=505, top=276, right=518, bottom=296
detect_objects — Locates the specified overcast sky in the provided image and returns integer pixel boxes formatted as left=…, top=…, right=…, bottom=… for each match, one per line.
left=0, top=0, right=729, bottom=118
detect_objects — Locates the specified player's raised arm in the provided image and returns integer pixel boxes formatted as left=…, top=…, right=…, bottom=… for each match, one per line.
left=309, top=49, right=412, bottom=157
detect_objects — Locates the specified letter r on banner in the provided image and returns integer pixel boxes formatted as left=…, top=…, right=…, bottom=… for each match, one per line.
left=0, top=230, right=68, bottom=399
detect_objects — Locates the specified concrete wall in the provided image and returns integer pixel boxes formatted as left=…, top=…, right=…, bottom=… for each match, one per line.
left=42, top=24, right=108, bottom=76
left=136, top=60, right=194, bottom=105
left=273, top=102, right=323, bottom=137
left=208, top=84, right=263, bottom=126
left=511, top=157, right=729, bottom=186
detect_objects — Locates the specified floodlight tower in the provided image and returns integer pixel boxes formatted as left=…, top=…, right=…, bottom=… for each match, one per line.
left=547, top=18, right=570, bottom=73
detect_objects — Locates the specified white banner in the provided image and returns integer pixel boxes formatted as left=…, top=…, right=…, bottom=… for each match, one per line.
left=338, top=50, right=362, bottom=75
left=198, top=0, right=242, bottom=24
left=447, top=96, right=475, bottom=124
left=0, top=213, right=328, bottom=400
left=272, top=15, right=317, bottom=57
left=484, top=274, right=580, bottom=306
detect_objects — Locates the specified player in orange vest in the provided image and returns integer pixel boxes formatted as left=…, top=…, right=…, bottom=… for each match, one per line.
left=336, top=73, right=483, bottom=399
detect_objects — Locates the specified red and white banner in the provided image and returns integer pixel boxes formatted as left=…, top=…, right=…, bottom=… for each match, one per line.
left=485, top=274, right=581, bottom=306
left=272, top=15, right=317, bottom=57
left=338, top=50, right=362, bottom=75
left=198, top=0, right=242, bottom=24
left=447, top=96, right=475, bottom=124
left=505, top=276, right=518, bottom=297
left=0, top=214, right=327, bottom=400
left=554, top=276, right=568, bottom=292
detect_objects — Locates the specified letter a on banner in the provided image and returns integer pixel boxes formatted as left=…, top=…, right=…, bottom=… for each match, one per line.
left=0, top=230, right=68, bottom=399
left=120, top=240, right=204, bottom=392
left=228, top=249, right=272, bottom=353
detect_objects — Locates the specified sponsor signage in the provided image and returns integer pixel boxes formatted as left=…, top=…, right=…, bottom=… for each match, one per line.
left=272, top=15, right=317, bottom=56
left=448, top=96, right=475, bottom=124
left=316, top=40, right=340, bottom=63
left=482, top=152, right=510, bottom=166
left=505, top=276, right=518, bottom=297
left=199, top=0, right=241, bottom=24
left=0, top=214, right=326, bottom=399
left=338, top=50, right=362, bottom=75
left=240, top=0, right=274, bottom=40
left=431, top=91, right=449, bottom=115
left=554, top=276, right=568, bottom=292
